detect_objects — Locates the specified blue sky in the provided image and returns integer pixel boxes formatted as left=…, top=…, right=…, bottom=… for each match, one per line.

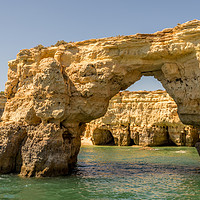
left=0, top=0, right=200, bottom=91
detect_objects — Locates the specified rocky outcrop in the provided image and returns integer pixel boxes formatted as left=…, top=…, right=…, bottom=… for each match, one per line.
left=0, top=123, right=81, bottom=177
left=0, top=93, right=6, bottom=120
left=1, top=20, right=200, bottom=177
left=83, top=91, right=199, bottom=146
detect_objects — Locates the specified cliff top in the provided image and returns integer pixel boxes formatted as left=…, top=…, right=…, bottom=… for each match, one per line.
left=51, top=19, right=200, bottom=47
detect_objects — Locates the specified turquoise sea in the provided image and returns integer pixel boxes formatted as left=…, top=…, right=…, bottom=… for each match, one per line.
left=0, top=146, right=200, bottom=200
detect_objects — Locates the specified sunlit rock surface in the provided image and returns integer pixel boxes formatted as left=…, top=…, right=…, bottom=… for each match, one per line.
left=1, top=20, right=200, bottom=176
left=83, top=91, right=199, bottom=146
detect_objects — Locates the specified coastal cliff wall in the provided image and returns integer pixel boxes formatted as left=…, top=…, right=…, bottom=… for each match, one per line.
left=1, top=20, right=200, bottom=177
left=83, top=91, right=199, bottom=146
left=0, top=93, right=6, bottom=120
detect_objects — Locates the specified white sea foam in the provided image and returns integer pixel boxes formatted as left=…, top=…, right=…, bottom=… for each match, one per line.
left=175, top=150, right=186, bottom=153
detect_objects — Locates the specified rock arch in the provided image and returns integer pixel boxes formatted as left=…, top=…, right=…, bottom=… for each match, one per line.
left=0, top=20, right=200, bottom=177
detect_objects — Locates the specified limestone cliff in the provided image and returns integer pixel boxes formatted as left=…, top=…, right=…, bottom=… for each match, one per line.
left=83, top=91, right=199, bottom=146
left=1, top=20, right=200, bottom=177
left=0, top=93, right=6, bottom=120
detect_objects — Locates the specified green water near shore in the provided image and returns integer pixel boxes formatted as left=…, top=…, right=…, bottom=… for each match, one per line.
left=0, top=146, right=200, bottom=200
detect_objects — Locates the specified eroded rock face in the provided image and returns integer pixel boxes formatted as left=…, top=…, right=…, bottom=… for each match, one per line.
left=0, top=124, right=27, bottom=173
left=0, top=93, right=6, bottom=120
left=20, top=123, right=80, bottom=177
left=1, top=20, right=200, bottom=176
left=83, top=91, right=199, bottom=146
left=0, top=123, right=81, bottom=177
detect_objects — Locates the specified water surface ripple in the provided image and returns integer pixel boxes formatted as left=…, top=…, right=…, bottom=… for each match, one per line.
left=0, top=146, right=199, bottom=199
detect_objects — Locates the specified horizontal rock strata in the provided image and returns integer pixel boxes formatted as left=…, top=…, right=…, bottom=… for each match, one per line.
left=1, top=20, right=200, bottom=176
left=83, top=91, right=199, bottom=146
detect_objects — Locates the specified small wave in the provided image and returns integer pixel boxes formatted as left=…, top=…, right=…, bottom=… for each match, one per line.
left=175, top=150, right=186, bottom=153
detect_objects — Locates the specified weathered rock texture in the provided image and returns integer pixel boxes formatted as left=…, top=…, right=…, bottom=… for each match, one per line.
left=0, top=93, right=6, bottom=120
left=1, top=20, right=200, bottom=176
left=83, top=91, right=199, bottom=146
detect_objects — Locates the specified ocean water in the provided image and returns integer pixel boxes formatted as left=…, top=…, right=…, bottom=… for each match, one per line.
left=0, top=146, right=200, bottom=200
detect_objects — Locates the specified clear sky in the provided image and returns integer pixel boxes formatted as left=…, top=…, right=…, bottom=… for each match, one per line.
left=0, top=0, right=200, bottom=91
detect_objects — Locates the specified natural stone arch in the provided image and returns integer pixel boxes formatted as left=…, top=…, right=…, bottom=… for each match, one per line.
left=0, top=20, right=200, bottom=177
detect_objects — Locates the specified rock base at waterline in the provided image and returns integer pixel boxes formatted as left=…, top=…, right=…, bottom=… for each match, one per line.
left=0, top=123, right=81, bottom=177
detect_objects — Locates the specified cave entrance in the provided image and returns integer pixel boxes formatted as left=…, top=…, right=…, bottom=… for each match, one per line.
left=134, top=132, right=139, bottom=145
left=91, top=128, right=115, bottom=145
left=180, top=130, right=186, bottom=146
left=165, top=126, right=177, bottom=146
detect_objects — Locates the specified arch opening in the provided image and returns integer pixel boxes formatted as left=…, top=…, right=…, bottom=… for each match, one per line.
left=126, top=76, right=164, bottom=92
left=82, top=76, right=199, bottom=147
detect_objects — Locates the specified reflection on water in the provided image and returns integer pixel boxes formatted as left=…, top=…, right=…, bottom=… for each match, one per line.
left=0, top=146, right=199, bottom=200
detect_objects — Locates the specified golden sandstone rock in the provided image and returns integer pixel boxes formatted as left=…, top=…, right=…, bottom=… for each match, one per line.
left=83, top=91, right=199, bottom=146
left=0, top=93, right=6, bottom=120
left=1, top=20, right=200, bottom=177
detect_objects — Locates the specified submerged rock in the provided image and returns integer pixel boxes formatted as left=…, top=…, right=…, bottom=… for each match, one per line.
left=1, top=20, right=200, bottom=176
